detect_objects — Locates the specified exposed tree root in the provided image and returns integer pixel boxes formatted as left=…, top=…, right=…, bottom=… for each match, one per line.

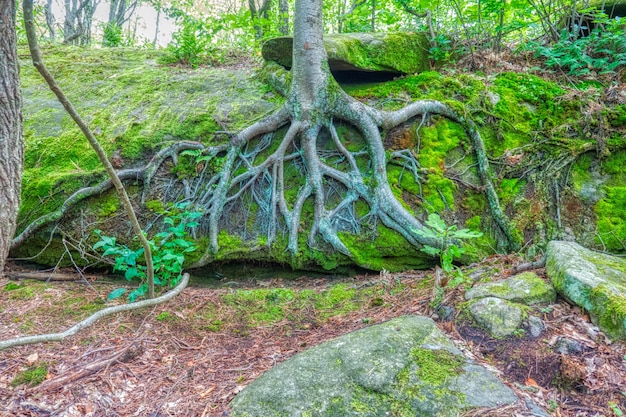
left=13, top=88, right=522, bottom=268
left=0, top=273, right=189, bottom=350
left=13, top=2, right=525, bottom=268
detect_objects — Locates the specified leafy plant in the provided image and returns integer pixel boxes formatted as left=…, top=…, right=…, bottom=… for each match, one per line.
left=414, top=213, right=483, bottom=285
left=160, top=16, right=209, bottom=67
left=529, top=16, right=626, bottom=76
left=94, top=203, right=201, bottom=302
left=102, top=23, right=123, bottom=47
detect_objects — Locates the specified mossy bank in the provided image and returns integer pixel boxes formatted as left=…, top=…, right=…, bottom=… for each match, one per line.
left=12, top=45, right=626, bottom=273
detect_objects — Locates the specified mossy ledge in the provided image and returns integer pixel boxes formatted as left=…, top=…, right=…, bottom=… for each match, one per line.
left=12, top=45, right=626, bottom=273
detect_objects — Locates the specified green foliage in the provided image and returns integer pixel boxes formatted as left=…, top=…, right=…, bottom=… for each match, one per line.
left=93, top=202, right=201, bottom=302
left=414, top=213, right=483, bottom=279
left=529, top=17, right=626, bottom=76
left=161, top=16, right=209, bottom=67
left=4, top=282, right=21, bottom=291
left=10, top=364, right=48, bottom=387
left=102, top=23, right=124, bottom=47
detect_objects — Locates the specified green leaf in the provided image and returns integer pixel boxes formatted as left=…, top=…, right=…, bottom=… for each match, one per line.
left=107, top=288, right=127, bottom=301
left=420, top=245, right=441, bottom=256
left=129, top=284, right=148, bottom=303
left=453, top=229, right=483, bottom=239
left=424, top=213, right=447, bottom=233
left=124, top=267, right=142, bottom=280
left=102, top=247, right=121, bottom=257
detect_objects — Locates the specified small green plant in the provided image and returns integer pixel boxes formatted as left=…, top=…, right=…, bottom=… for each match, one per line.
left=156, top=311, right=175, bottom=322
left=161, top=16, right=208, bottom=67
left=609, top=401, right=624, bottom=416
left=94, top=202, right=201, bottom=302
left=547, top=399, right=558, bottom=412
left=414, top=213, right=483, bottom=286
left=512, top=328, right=526, bottom=338
left=10, top=364, right=48, bottom=387
left=102, top=22, right=123, bottom=47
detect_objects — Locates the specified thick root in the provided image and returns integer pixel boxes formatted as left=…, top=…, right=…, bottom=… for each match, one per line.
left=14, top=84, right=520, bottom=268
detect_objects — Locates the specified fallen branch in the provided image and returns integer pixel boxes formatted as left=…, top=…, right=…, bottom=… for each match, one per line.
left=0, top=273, right=189, bottom=351
left=8, top=270, right=84, bottom=282
left=36, top=342, right=144, bottom=392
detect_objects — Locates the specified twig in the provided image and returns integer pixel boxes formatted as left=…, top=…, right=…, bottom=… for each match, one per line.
left=36, top=343, right=144, bottom=392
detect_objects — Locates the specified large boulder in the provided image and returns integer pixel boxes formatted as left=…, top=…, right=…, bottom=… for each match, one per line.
left=546, top=241, right=626, bottom=339
left=230, top=315, right=521, bottom=416
left=262, top=32, right=430, bottom=74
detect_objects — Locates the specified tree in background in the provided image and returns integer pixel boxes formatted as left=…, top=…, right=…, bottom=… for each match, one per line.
left=0, top=0, right=24, bottom=277
left=63, top=0, right=100, bottom=44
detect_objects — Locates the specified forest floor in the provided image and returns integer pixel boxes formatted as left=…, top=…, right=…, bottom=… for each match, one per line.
left=1, top=256, right=625, bottom=417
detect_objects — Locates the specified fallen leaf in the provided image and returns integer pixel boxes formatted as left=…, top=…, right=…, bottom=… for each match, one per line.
left=525, top=377, right=540, bottom=388
left=25, top=352, right=38, bottom=364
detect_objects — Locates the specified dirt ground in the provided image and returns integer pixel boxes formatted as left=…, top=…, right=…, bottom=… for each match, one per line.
left=1, top=257, right=625, bottom=417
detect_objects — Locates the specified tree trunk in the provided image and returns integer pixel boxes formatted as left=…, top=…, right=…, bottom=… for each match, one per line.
left=153, top=5, right=161, bottom=47
left=278, top=0, right=288, bottom=35
left=44, top=0, right=56, bottom=41
left=0, top=0, right=24, bottom=276
left=290, top=0, right=328, bottom=106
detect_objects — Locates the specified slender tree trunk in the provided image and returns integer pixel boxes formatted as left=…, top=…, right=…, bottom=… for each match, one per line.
left=371, top=0, right=376, bottom=31
left=45, top=0, right=56, bottom=41
left=278, top=0, right=288, bottom=35
left=153, top=5, right=161, bottom=47
left=64, top=0, right=76, bottom=43
left=0, top=0, right=24, bottom=277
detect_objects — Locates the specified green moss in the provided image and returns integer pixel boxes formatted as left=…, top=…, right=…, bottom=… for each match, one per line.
left=145, top=199, right=166, bottom=214
left=589, top=284, right=626, bottom=339
left=339, top=224, right=433, bottom=272
left=498, top=178, right=526, bottom=206
left=410, top=348, right=465, bottom=385
left=10, top=364, right=48, bottom=387
left=594, top=187, right=626, bottom=250
left=156, top=311, right=177, bottom=322
left=4, top=282, right=21, bottom=291
left=7, top=283, right=47, bottom=301
left=96, top=192, right=120, bottom=217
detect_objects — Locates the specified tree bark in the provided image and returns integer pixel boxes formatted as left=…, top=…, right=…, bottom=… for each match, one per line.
left=278, top=0, right=288, bottom=35
left=0, top=0, right=24, bottom=277
left=44, top=0, right=56, bottom=41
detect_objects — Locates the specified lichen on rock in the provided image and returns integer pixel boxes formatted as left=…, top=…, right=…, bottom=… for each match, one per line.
left=229, top=315, right=520, bottom=416
left=546, top=240, right=626, bottom=339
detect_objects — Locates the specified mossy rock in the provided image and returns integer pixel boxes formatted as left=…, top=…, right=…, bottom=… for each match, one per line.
left=467, top=297, right=526, bottom=338
left=465, top=272, right=556, bottom=305
left=546, top=240, right=626, bottom=340
left=230, top=316, right=521, bottom=417
left=262, top=32, right=430, bottom=74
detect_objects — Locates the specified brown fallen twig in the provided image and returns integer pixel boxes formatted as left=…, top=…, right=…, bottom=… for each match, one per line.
left=36, top=343, right=144, bottom=392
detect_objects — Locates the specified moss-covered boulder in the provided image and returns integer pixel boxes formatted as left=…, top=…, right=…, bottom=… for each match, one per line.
left=262, top=32, right=430, bottom=74
left=467, top=297, right=526, bottom=338
left=230, top=315, right=524, bottom=416
left=465, top=272, right=556, bottom=305
left=546, top=240, right=626, bottom=339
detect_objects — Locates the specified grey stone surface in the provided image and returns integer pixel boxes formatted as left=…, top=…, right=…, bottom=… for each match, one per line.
left=230, top=315, right=519, bottom=417
left=465, top=272, right=556, bottom=305
left=546, top=241, right=626, bottom=339
left=526, top=315, right=545, bottom=338
left=262, top=32, right=430, bottom=74
left=468, top=297, right=525, bottom=338
left=555, top=337, right=584, bottom=355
